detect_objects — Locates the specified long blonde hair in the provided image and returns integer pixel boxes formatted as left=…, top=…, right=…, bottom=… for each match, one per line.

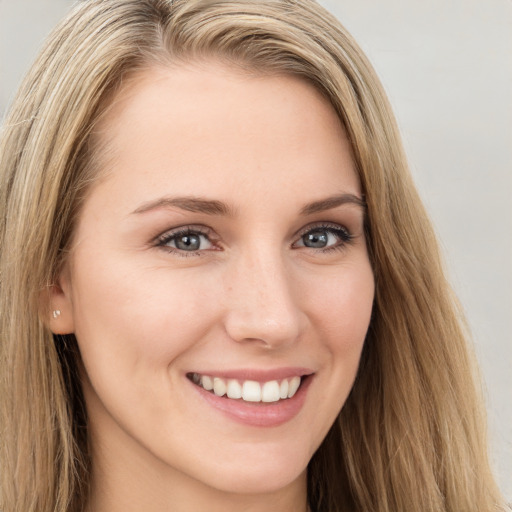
left=0, top=1, right=506, bottom=511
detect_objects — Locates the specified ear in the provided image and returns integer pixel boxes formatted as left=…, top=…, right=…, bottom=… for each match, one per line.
left=46, top=266, right=75, bottom=335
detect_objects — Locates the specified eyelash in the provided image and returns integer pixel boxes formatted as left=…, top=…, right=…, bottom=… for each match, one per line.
left=155, top=226, right=215, bottom=257
left=294, top=223, right=354, bottom=253
left=154, top=223, right=354, bottom=257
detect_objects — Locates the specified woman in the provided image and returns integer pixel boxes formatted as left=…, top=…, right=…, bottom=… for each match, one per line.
left=0, top=0, right=507, bottom=511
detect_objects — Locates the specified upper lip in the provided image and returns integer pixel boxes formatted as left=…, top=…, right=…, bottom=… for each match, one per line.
left=187, top=367, right=314, bottom=382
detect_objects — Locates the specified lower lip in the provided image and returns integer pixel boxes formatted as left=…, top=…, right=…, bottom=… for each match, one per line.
left=189, top=376, right=313, bottom=428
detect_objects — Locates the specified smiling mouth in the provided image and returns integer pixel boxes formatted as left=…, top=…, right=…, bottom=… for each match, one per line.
left=187, top=373, right=304, bottom=403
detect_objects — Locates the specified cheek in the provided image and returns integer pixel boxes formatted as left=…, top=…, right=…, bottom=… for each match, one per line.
left=306, top=260, right=374, bottom=386
left=68, top=255, right=227, bottom=447
left=306, top=260, right=374, bottom=346
left=69, top=253, right=222, bottom=387
left=286, top=259, right=374, bottom=449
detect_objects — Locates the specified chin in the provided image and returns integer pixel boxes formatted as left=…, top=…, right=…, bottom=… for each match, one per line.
left=173, top=444, right=311, bottom=496
left=206, top=464, right=307, bottom=495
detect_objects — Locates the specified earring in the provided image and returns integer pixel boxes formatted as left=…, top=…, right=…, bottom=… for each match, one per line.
left=52, top=310, right=61, bottom=319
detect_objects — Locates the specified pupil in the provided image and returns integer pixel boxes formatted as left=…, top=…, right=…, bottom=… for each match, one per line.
left=176, top=234, right=200, bottom=251
left=304, top=230, right=328, bottom=248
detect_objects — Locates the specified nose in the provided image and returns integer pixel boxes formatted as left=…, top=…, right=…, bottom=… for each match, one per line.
left=222, top=247, right=306, bottom=349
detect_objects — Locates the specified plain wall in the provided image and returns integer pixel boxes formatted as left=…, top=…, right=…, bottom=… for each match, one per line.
left=1, top=0, right=510, bottom=500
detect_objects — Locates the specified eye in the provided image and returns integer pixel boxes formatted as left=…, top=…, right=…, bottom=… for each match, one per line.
left=156, top=227, right=214, bottom=253
left=293, top=224, right=352, bottom=251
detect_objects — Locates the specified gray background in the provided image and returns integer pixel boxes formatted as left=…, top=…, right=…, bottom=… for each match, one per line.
left=1, top=0, right=510, bottom=500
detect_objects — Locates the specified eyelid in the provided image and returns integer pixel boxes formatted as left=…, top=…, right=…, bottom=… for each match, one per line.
left=153, top=224, right=220, bottom=256
left=154, top=224, right=213, bottom=244
left=292, top=222, right=353, bottom=250
left=151, top=221, right=354, bottom=256
left=294, top=221, right=351, bottom=240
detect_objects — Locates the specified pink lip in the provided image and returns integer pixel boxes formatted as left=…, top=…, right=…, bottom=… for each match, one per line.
left=187, top=371, right=314, bottom=428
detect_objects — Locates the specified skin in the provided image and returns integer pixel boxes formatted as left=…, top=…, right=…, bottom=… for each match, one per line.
left=50, top=61, right=375, bottom=512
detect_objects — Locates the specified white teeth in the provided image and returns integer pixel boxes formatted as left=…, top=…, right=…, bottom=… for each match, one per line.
left=227, top=379, right=242, bottom=399
left=262, top=380, right=280, bottom=402
left=288, top=376, right=301, bottom=398
left=201, top=375, right=213, bottom=391
left=213, top=377, right=226, bottom=397
left=242, top=380, right=261, bottom=402
left=192, top=373, right=304, bottom=402
left=279, top=379, right=289, bottom=399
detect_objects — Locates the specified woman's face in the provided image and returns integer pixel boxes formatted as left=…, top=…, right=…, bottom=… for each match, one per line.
left=55, top=62, right=374, bottom=497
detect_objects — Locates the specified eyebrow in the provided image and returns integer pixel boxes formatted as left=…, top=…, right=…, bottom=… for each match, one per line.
left=132, top=196, right=235, bottom=216
left=299, top=193, right=366, bottom=215
left=132, top=192, right=366, bottom=217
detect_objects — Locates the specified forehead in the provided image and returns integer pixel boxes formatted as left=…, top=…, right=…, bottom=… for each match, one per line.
left=86, top=60, right=360, bottom=213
